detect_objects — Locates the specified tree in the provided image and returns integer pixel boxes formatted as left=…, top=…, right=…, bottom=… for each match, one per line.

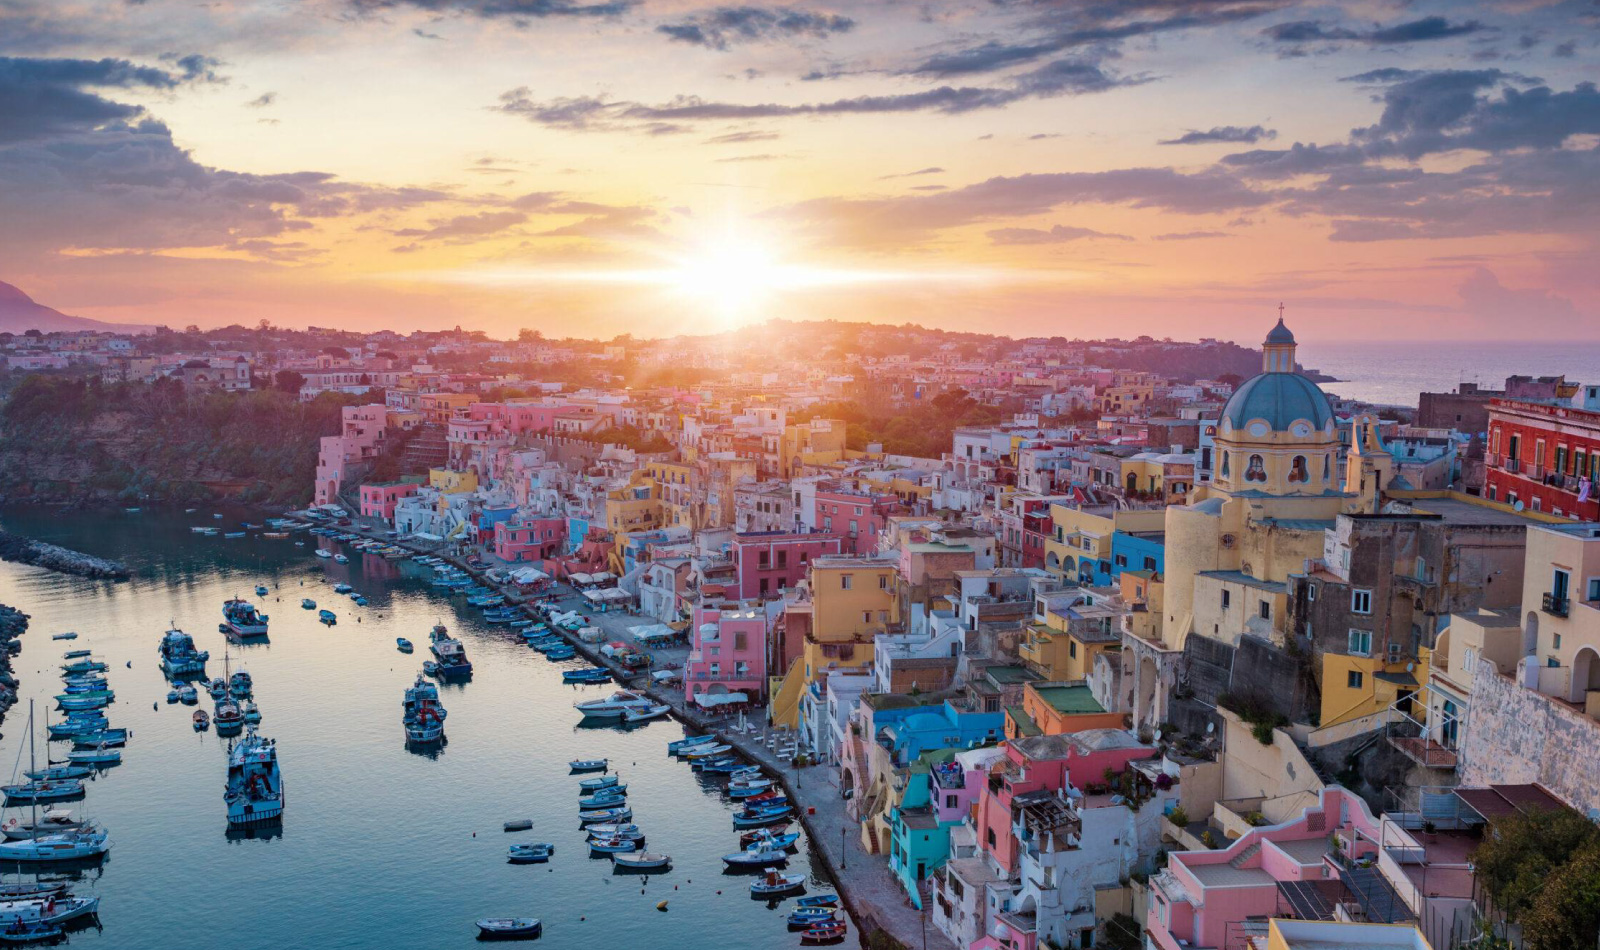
left=1520, top=839, right=1600, bottom=950
left=1474, top=808, right=1600, bottom=927
left=273, top=370, right=306, bottom=394
left=518, top=328, right=542, bottom=343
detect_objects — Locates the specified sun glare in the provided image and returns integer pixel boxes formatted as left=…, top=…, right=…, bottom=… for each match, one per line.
left=665, top=236, right=786, bottom=322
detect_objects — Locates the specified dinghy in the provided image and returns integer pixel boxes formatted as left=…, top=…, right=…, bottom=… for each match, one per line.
left=723, top=847, right=789, bottom=869
left=568, top=759, right=608, bottom=773
left=475, top=918, right=541, bottom=940
left=612, top=851, right=671, bottom=871
left=507, top=843, right=555, bottom=864
left=749, top=870, right=805, bottom=897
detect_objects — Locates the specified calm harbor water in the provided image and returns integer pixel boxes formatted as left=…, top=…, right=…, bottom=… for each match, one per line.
left=0, top=507, right=823, bottom=950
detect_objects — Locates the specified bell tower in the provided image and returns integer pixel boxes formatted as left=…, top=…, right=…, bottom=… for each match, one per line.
left=1262, top=303, right=1296, bottom=374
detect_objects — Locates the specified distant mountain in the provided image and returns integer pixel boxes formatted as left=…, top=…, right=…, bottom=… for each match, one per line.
left=0, top=281, right=151, bottom=334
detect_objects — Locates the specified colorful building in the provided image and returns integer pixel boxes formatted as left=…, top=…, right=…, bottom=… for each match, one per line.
left=685, top=600, right=769, bottom=706
left=730, top=530, right=843, bottom=600
left=359, top=481, right=418, bottom=521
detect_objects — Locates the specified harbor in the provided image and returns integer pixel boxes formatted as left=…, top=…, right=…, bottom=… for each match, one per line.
left=0, top=507, right=836, bottom=950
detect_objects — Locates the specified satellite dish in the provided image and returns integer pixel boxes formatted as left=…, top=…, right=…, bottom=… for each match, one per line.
left=1514, top=500, right=1525, bottom=511
left=1205, top=722, right=1216, bottom=734
left=1405, top=662, right=1415, bottom=673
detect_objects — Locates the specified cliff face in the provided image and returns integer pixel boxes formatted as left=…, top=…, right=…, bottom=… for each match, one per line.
left=0, top=376, right=363, bottom=507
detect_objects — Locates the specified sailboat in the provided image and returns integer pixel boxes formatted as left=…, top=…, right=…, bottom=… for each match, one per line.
left=214, top=647, right=245, bottom=737
left=0, top=703, right=109, bottom=862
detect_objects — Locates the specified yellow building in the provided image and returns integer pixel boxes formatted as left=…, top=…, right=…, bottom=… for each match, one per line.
left=780, top=419, right=848, bottom=477
left=643, top=460, right=694, bottom=529
left=428, top=468, right=478, bottom=495
left=1043, top=505, right=1163, bottom=584
left=769, top=556, right=898, bottom=727
left=1020, top=587, right=1123, bottom=682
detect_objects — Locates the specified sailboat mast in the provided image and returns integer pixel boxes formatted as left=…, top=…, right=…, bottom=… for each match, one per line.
left=27, top=700, right=37, bottom=830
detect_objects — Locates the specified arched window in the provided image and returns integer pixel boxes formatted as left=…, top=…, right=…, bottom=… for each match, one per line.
left=1245, top=455, right=1267, bottom=482
left=1322, top=454, right=1331, bottom=480
left=1288, top=456, right=1309, bottom=483
left=1220, top=453, right=1231, bottom=477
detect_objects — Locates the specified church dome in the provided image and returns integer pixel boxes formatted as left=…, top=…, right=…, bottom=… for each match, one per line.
left=1222, top=371, right=1334, bottom=433
left=1264, top=317, right=1295, bottom=345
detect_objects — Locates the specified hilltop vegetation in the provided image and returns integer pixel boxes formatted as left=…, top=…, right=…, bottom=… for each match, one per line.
left=0, top=375, right=365, bottom=507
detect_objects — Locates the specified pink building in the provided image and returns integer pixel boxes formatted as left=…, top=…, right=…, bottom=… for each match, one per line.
left=974, top=732, right=1158, bottom=874
left=685, top=601, right=769, bottom=706
left=313, top=404, right=388, bottom=506
left=470, top=401, right=568, bottom=435
left=494, top=517, right=565, bottom=564
left=730, top=530, right=843, bottom=600
left=815, top=487, right=900, bottom=555
left=359, top=482, right=418, bottom=521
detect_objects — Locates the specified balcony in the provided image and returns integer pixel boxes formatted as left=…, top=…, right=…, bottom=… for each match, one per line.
left=1542, top=592, right=1570, bottom=617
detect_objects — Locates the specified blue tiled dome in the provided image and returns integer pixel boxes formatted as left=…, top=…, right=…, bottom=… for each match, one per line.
left=1222, top=372, right=1333, bottom=432
left=1264, top=317, right=1295, bottom=345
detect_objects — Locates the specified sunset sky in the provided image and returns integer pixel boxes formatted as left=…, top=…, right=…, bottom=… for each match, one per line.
left=2, top=0, right=1597, bottom=341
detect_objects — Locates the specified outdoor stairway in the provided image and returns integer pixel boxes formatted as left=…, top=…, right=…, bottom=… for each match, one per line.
left=1229, top=841, right=1262, bottom=869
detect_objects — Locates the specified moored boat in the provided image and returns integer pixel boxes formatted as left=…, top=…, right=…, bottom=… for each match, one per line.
left=622, top=703, right=671, bottom=724
left=396, top=638, right=413, bottom=653
left=668, top=734, right=717, bottom=754
left=573, top=690, right=652, bottom=723
left=475, top=918, right=540, bottom=940
left=193, top=709, right=210, bottom=731
left=568, top=759, right=608, bottom=773
left=749, top=869, right=805, bottom=897
left=0, top=895, right=100, bottom=925
left=402, top=675, right=447, bottom=744
left=157, top=628, right=209, bottom=677
left=612, top=851, right=671, bottom=872
left=64, top=744, right=120, bottom=766
left=0, top=828, right=110, bottom=863
left=507, top=842, right=554, bottom=864
left=301, top=598, right=316, bottom=609
left=0, top=919, right=64, bottom=944
left=318, top=609, right=337, bottom=625
left=587, top=836, right=639, bottom=854
left=577, top=806, right=631, bottom=825
left=0, top=808, right=85, bottom=841
left=722, top=847, right=788, bottom=869
left=427, top=624, right=472, bottom=676
left=222, top=598, right=269, bottom=639
left=225, top=727, right=284, bottom=825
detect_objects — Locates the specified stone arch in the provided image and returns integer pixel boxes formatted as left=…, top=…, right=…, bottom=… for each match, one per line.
left=1570, top=646, right=1600, bottom=704
left=1523, top=611, right=1540, bottom=657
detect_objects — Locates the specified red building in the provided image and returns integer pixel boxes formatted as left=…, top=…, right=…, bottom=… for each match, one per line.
left=494, top=517, right=566, bottom=564
left=1485, top=393, right=1600, bottom=521
left=359, top=482, right=418, bottom=521
left=814, top=487, right=901, bottom=555
left=730, top=530, right=843, bottom=600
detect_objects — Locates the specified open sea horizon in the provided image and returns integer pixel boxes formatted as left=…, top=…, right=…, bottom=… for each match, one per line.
left=1297, top=340, right=1600, bottom=408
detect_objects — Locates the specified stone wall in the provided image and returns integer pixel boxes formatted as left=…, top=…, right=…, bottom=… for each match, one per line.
left=1459, top=658, right=1600, bottom=816
left=1230, top=635, right=1314, bottom=723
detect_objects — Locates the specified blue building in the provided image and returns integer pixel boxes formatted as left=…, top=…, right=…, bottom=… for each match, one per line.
left=871, top=700, right=1005, bottom=768
left=1109, top=530, right=1164, bottom=579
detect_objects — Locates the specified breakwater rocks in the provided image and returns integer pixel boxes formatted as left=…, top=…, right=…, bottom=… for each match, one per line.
left=0, top=605, right=25, bottom=726
left=0, top=531, right=129, bottom=579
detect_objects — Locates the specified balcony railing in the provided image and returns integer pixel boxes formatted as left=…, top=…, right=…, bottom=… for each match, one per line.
left=1543, top=592, right=1570, bottom=617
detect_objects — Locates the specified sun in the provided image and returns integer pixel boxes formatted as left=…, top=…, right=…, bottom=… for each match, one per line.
left=665, top=235, right=786, bottom=322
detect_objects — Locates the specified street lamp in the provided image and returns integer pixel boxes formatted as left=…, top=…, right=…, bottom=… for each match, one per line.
left=841, top=826, right=847, bottom=870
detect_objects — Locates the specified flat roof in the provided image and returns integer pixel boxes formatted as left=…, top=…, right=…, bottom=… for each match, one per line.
left=1402, top=496, right=1548, bottom=527
left=1031, top=684, right=1105, bottom=715
left=985, top=665, right=1037, bottom=684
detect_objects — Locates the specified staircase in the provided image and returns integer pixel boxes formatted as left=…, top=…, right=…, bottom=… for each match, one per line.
left=1229, top=841, right=1262, bottom=869
left=401, top=425, right=449, bottom=472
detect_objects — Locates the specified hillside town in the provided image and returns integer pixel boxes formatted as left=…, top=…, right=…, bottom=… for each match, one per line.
left=5, top=314, right=1600, bottom=950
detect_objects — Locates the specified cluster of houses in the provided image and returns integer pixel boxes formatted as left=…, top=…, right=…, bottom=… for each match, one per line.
left=289, top=317, right=1600, bottom=950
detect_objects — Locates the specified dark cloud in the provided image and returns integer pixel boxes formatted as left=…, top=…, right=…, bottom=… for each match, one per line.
left=1351, top=70, right=1600, bottom=159
left=1160, top=124, right=1275, bottom=145
left=1027, top=133, right=1060, bottom=140
left=656, top=7, right=854, bottom=51
left=163, top=53, right=225, bottom=84
left=1220, top=142, right=1365, bottom=178
left=987, top=224, right=1132, bottom=244
left=497, top=57, right=1146, bottom=132
left=703, top=130, right=779, bottom=144
left=346, top=0, right=633, bottom=20
left=0, top=55, right=198, bottom=145
left=1262, top=16, right=1486, bottom=47
left=245, top=92, right=276, bottom=108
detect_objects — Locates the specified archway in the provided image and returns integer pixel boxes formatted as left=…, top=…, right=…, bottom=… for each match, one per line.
left=1523, top=611, right=1540, bottom=657
left=1570, top=647, right=1600, bottom=704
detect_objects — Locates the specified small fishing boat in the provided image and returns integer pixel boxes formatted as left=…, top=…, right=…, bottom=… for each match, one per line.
left=214, top=697, right=244, bottom=736
left=332, top=583, right=353, bottom=594
left=208, top=678, right=227, bottom=699
left=587, top=836, right=639, bottom=854
left=578, top=790, right=627, bottom=809
left=612, top=851, right=671, bottom=872
left=475, top=918, right=540, bottom=940
left=223, top=531, right=246, bottom=539
left=577, top=806, right=631, bottom=825
left=242, top=700, right=262, bottom=724
left=65, top=744, right=120, bottom=765
left=787, top=908, right=840, bottom=930
left=396, top=638, right=413, bottom=653
left=225, top=727, right=285, bottom=826
left=351, top=595, right=368, bottom=607
left=301, top=598, right=317, bottom=609
left=622, top=703, right=671, bottom=724
left=71, top=728, right=129, bottom=747
left=54, top=693, right=112, bottom=712
left=22, top=766, right=90, bottom=782
left=683, top=744, right=732, bottom=760
left=741, top=830, right=800, bottom=851
left=0, top=919, right=64, bottom=943
left=45, top=716, right=105, bottom=739
left=402, top=675, right=447, bottom=744
left=561, top=667, right=611, bottom=684
left=543, top=646, right=576, bottom=661
left=428, top=625, right=473, bottom=676
left=222, top=598, right=269, bottom=639
left=584, top=822, right=641, bottom=839
left=48, top=634, right=76, bottom=642
left=230, top=671, right=253, bottom=696
left=732, top=809, right=793, bottom=830
left=1, top=781, right=83, bottom=804
left=727, top=779, right=775, bottom=798
left=503, top=819, right=533, bottom=832
left=0, top=809, right=84, bottom=841
left=568, top=759, right=608, bottom=773
left=507, top=842, right=555, bottom=864
left=799, top=922, right=848, bottom=945
left=165, top=689, right=179, bottom=704
left=314, top=550, right=332, bottom=559
left=178, top=685, right=198, bottom=705
left=722, top=847, right=788, bottom=869
left=58, top=659, right=105, bottom=675
left=693, top=757, right=742, bottom=773
left=795, top=895, right=840, bottom=909
left=255, top=585, right=269, bottom=596
left=422, top=661, right=441, bottom=677
left=333, top=554, right=349, bottom=564
left=577, top=775, right=621, bottom=792
left=668, top=734, right=717, bottom=754
left=749, top=870, right=805, bottom=897
left=60, top=650, right=90, bottom=660
left=193, top=710, right=210, bottom=731
left=318, top=609, right=337, bottom=625
left=740, top=824, right=793, bottom=848
left=0, top=883, right=67, bottom=901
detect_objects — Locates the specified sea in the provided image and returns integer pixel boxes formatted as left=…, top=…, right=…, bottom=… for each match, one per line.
left=0, top=507, right=822, bottom=950
left=1299, top=341, right=1600, bottom=408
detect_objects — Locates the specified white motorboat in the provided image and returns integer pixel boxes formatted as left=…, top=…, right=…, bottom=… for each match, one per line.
left=573, top=690, right=653, bottom=722
left=0, top=895, right=100, bottom=925
left=65, top=744, right=120, bottom=765
left=613, top=851, right=671, bottom=871
left=0, top=828, right=110, bottom=862
left=723, top=847, right=789, bottom=869
left=668, top=734, right=717, bottom=754
left=622, top=703, right=671, bottom=724
left=0, top=809, right=85, bottom=841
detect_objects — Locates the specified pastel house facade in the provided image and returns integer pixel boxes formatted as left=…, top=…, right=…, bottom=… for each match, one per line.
left=685, top=601, right=769, bottom=706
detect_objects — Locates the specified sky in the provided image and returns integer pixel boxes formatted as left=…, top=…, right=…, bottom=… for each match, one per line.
left=1, top=0, right=1598, bottom=342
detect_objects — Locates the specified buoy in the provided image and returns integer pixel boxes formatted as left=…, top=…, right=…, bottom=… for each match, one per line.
left=656, top=901, right=668, bottom=911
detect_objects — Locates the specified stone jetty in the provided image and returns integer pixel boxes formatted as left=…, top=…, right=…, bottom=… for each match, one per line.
left=0, top=604, right=26, bottom=727
left=0, top=530, right=130, bottom=579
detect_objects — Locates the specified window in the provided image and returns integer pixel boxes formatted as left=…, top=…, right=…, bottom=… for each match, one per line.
left=1144, top=556, right=1158, bottom=571
left=863, top=611, right=872, bottom=624
left=1288, top=455, right=1309, bottom=483
left=1244, top=454, right=1267, bottom=482
left=1307, top=584, right=1317, bottom=603
left=1554, top=633, right=1562, bottom=649
left=1115, top=555, right=1128, bottom=568
left=1069, top=641, right=1078, bottom=658
left=1352, top=589, right=1372, bottom=614
left=1348, top=629, right=1372, bottom=656
left=1347, top=670, right=1364, bottom=689
left=1259, top=600, right=1271, bottom=620
left=1588, top=578, right=1600, bottom=602
left=777, top=550, right=787, bottom=569
left=1221, top=590, right=1231, bottom=610
left=840, top=574, right=852, bottom=590
left=879, top=575, right=889, bottom=589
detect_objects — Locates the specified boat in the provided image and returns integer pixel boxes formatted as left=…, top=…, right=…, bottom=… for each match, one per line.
left=222, top=598, right=269, bottom=638
left=543, top=646, right=576, bottom=661
left=503, top=819, right=533, bottom=832
left=351, top=595, right=368, bottom=607
left=48, top=634, right=75, bottom=642
left=177, top=685, right=198, bottom=705
left=0, top=782, right=80, bottom=804
left=54, top=693, right=112, bottom=712
left=739, top=825, right=794, bottom=848
left=728, top=779, right=775, bottom=798
left=70, top=728, right=129, bottom=747
left=568, top=759, right=608, bottom=773
left=65, top=744, right=120, bottom=765
left=787, top=908, right=840, bottom=929
left=223, top=531, right=246, bottom=539
left=0, top=895, right=100, bottom=926
left=422, top=661, right=441, bottom=677
left=578, top=790, right=626, bottom=809
left=255, top=585, right=269, bottom=596
left=45, top=717, right=105, bottom=739
left=225, top=727, right=285, bottom=825
left=314, top=550, right=332, bottom=559
left=57, top=659, right=104, bottom=675
left=0, top=920, right=63, bottom=944
left=194, top=710, right=210, bottom=731
left=693, top=757, right=742, bottom=773
left=427, top=625, right=472, bottom=676
left=749, top=870, right=805, bottom=897
left=208, top=677, right=228, bottom=699
left=577, top=806, right=631, bottom=825
left=622, top=703, right=671, bottom=724
left=166, top=688, right=179, bottom=704
left=230, top=670, right=253, bottom=696
left=333, top=554, right=349, bottom=564
left=402, top=675, right=447, bottom=743
left=741, top=830, right=800, bottom=851
left=587, top=836, right=640, bottom=854
left=157, top=627, right=209, bottom=677
left=396, top=638, right=413, bottom=653
left=577, top=775, right=621, bottom=792
left=301, top=598, right=316, bottom=609
left=242, top=700, right=262, bottom=724
left=332, top=583, right=353, bottom=594
left=60, top=651, right=90, bottom=660
left=668, top=734, right=717, bottom=754
left=584, top=823, right=642, bottom=841
left=0, top=885, right=67, bottom=902
left=612, top=851, right=671, bottom=872
left=21, top=766, right=90, bottom=782
left=795, top=895, right=839, bottom=909
left=0, top=807, right=87, bottom=840
left=214, top=693, right=244, bottom=735
left=561, top=668, right=611, bottom=684
left=799, top=922, right=848, bottom=945
left=507, top=843, right=554, bottom=864
left=475, top=918, right=540, bottom=940
left=683, top=744, right=732, bottom=760
left=722, top=847, right=788, bottom=869
left=0, top=704, right=107, bottom=864
left=573, top=690, right=653, bottom=722
left=732, top=809, right=793, bottom=830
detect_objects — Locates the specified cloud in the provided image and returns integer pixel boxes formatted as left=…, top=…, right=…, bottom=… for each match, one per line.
left=1262, top=16, right=1486, bottom=47
left=656, top=7, right=854, bottom=51
left=346, top=0, right=633, bottom=20
left=1153, top=230, right=1230, bottom=240
left=496, top=57, right=1147, bottom=132
left=987, top=224, right=1132, bottom=244
left=703, top=130, right=779, bottom=144
left=1457, top=266, right=1581, bottom=324
left=1220, top=142, right=1365, bottom=178
left=1160, top=124, right=1274, bottom=146
left=245, top=92, right=276, bottom=108
left=395, top=210, right=526, bottom=242
left=714, top=153, right=783, bottom=162
left=879, top=167, right=944, bottom=179
left=1350, top=70, right=1600, bottom=159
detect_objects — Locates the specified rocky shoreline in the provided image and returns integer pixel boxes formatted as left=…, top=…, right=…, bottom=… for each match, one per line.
left=0, top=530, right=130, bottom=579
left=0, top=605, right=25, bottom=730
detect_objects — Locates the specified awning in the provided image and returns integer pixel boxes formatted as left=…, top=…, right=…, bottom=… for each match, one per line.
left=569, top=572, right=594, bottom=585
left=591, top=571, right=615, bottom=582
left=692, top=692, right=748, bottom=707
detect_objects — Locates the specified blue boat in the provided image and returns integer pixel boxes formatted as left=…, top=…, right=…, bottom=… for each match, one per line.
left=318, top=609, right=337, bottom=625
left=396, top=638, right=414, bottom=653
left=796, top=895, right=839, bottom=909
left=562, top=668, right=610, bottom=684
left=544, top=646, right=576, bottom=661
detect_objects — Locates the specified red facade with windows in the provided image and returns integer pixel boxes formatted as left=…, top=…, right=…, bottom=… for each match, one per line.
left=813, top=489, right=901, bottom=555
left=1485, top=398, right=1600, bottom=521
left=730, top=531, right=844, bottom=600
